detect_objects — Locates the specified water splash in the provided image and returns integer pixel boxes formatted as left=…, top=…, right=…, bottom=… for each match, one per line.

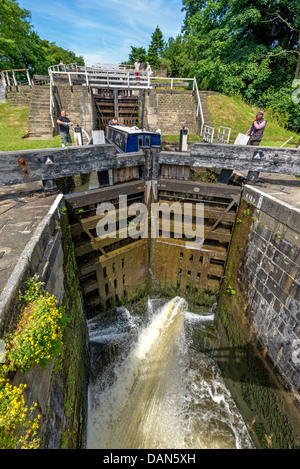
left=87, top=297, right=253, bottom=449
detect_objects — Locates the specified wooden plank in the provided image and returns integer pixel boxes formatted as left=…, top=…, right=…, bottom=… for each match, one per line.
left=158, top=219, right=232, bottom=243
left=71, top=205, right=139, bottom=236
left=74, top=228, right=146, bottom=256
left=155, top=239, right=227, bottom=260
left=65, top=180, right=145, bottom=208
left=159, top=144, right=300, bottom=175
left=157, top=200, right=237, bottom=222
left=157, top=178, right=241, bottom=199
left=0, top=145, right=144, bottom=186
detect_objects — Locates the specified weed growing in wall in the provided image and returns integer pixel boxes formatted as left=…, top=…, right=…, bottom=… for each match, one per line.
left=0, top=275, right=69, bottom=448
left=0, top=379, right=40, bottom=449
left=4, top=275, right=69, bottom=372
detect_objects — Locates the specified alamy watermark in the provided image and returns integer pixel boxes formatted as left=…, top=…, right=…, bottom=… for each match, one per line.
left=95, top=195, right=204, bottom=249
left=292, top=79, right=300, bottom=104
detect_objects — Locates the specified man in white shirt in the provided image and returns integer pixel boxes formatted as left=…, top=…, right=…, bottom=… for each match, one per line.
left=145, top=62, right=152, bottom=76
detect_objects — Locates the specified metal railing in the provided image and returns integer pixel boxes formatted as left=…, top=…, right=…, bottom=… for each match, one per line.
left=192, top=78, right=205, bottom=136
left=49, top=67, right=152, bottom=90
left=217, top=126, right=231, bottom=144
left=48, top=63, right=78, bottom=73
left=203, top=125, right=215, bottom=143
left=1, top=69, right=32, bottom=89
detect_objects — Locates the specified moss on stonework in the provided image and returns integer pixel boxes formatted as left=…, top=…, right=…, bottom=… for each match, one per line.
left=215, top=199, right=298, bottom=449
left=56, top=208, right=88, bottom=449
left=150, top=280, right=218, bottom=312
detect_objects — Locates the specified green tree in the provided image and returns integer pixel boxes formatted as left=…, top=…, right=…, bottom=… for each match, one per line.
left=126, top=46, right=147, bottom=65
left=147, top=26, right=165, bottom=69
left=181, top=0, right=300, bottom=130
left=41, top=41, right=84, bottom=73
left=0, top=0, right=84, bottom=75
left=0, top=0, right=43, bottom=71
left=162, top=35, right=191, bottom=77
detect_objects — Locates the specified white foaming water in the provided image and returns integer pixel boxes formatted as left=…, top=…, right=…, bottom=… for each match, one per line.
left=87, top=297, right=253, bottom=449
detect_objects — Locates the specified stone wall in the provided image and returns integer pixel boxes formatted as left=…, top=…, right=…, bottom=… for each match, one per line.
left=215, top=186, right=300, bottom=449
left=54, top=85, right=96, bottom=138
left=0, top=195, right=88, bottom=449
left=6, top=85, right=32, bottom=108
left=141, top=89, right=200, bottom=135
left=241, top=186, right=300, bottom=395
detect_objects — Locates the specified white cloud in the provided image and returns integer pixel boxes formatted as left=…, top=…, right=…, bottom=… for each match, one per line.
left=19, top=0, right=185, bottom=64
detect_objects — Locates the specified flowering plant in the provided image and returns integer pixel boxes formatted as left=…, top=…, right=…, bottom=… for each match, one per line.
left=0, top=379, right=40, bottom=449
left=0, top=275, right=69, bottom=448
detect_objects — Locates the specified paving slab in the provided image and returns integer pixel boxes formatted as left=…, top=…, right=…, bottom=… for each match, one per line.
left=0, top=183, right=58, bottom=294
left=234, top=171, right=300, bottom=209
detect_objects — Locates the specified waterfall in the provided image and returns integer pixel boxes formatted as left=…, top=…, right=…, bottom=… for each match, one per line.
left=87, top=297, right=253, bottom=449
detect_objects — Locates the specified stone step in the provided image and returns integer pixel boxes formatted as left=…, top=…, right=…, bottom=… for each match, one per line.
left=29, top=102, right=50, bottom=107
left=29, top=113, right=51, bottom=118
left=28, top=120, right=51, bottom=126
left=28, top=126, right=53, bottom=131
left=30, top=94, right=50, bottom=98
left=30, top=95, right=50, bottom=100
left=29, top=132, right=53, bottom=140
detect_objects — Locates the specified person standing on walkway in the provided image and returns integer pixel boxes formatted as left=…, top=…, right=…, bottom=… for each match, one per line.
left=245, top=111, right=267, bottom=183
left=57, top=110, right=72, bottom=147
left=134, top=58, right=140, bottom=83
left=246, top=111, right=267, bottom=146
left=145, top=62, right=152, bottom=77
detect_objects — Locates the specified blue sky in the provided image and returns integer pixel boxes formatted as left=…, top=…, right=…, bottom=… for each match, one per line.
left=18, top=0, right=185, bottom=65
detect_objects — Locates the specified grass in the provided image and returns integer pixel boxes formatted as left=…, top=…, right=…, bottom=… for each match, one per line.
left=0, top=102, right=62, bottom=151
left=163, top=94, right=299, bottom=147
left=162, top=134, right=201, bottom=143
left=1, top=94, right=299, bottom=151
left=207, top=94, right=300, bottom=148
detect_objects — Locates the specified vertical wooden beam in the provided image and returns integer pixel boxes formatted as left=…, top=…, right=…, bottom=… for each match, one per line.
left=114, top=89, right=119, bottom=120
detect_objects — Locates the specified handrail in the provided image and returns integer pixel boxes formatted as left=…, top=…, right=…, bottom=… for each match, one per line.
left=1, top=69, right=31, bottom=88
left=48, top=63, right=78, bottom=73
left=49, top=79, right=55, bottom=133
left=193, top=77, right=204, bottom=136
left=46, top=69, right=205, bottom=139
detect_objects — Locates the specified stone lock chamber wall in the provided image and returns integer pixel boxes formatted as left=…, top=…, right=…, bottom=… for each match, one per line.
left=0, top=195, right=88, bottom=449
left=214, top=185, right=300, bottom=449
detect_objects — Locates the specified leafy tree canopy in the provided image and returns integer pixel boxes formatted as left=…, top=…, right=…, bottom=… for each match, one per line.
left=0, top=0, right=84, bottom=74
left=126, top=46, right=147, bottom=65
left=161, top=0, right=300, bottom=131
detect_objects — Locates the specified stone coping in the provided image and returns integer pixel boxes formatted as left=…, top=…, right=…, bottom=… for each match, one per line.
left=0, top=194, right=64, bottom=334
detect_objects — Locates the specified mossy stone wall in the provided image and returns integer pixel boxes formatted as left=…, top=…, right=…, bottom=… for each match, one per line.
left=214, top=197, right=300, bottom=449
